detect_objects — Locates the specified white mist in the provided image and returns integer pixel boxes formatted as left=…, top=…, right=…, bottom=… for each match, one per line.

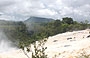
left=0, top=31, right=17, bottom=53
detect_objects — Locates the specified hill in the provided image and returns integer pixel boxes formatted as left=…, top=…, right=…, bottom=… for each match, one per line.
left=24, top=16, right=54, bottom=23
left=0, top=20, right=30, bottom=47
left=24, top=16, right=54, bottom=32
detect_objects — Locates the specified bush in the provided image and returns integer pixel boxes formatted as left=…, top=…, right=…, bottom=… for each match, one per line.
left=20, top=39, right=48, bottom=58
left=31, top=40, right=47, bottom=58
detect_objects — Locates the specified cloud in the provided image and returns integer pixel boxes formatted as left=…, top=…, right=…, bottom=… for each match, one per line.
left=0, top=0, right=90, bottom=21
left=0, top=0, right=16, bottom=7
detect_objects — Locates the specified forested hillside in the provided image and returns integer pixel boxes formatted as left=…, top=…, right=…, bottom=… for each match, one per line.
left=27, top=17, right=90, bottom=43
left=0, top=17, right=90, bottom=47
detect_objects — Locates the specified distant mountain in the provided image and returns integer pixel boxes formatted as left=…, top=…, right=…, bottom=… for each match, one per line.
left=0, top=20, right=14, bottom=25
left=24, top=16, right=54, bottom=23
left=24, top=16, right=54, bottom=31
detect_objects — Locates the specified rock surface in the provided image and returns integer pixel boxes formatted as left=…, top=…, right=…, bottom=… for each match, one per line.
left=0, top=29, right=90, bottom=58
left=45, top=29, right=90, bottom=58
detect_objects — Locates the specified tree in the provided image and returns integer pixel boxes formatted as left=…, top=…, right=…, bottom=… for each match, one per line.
left=54, top=20, right=61, bottom=27
left=62, top=17, right=73, bottom=24
left=84, top=20, right=89, bottom=24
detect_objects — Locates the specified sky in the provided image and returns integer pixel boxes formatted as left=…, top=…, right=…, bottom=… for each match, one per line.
left=0, top=0, right=90, bottom=21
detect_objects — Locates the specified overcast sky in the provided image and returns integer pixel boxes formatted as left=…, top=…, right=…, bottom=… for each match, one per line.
left=0, top=0, right=90, bottom=21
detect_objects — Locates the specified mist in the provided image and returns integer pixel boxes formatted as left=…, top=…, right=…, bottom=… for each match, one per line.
left=0, top=30, right=18, bottom=53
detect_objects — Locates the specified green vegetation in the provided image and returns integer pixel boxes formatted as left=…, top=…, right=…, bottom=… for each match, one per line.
left=0, top=17, right=90, bottom=47
left=31, top=40, right=47, bottom=58
left=0, top=17, right=90, bottom=58
left=28, top=17, right=90, bottom=43
left=20, top=39, right=47, bottom=58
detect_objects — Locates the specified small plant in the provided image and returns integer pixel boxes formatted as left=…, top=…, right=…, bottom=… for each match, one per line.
left=31, top=40, right=47, bottom=58
left=20, top=39, right=47, bottom=58
left=75, top=50, right=90, bottom=58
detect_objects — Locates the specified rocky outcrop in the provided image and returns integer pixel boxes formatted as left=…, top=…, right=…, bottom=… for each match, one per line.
left=0, top=29, right=90, bottom=58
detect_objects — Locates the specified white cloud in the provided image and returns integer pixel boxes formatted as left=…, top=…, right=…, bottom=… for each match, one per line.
left=37, top=9, right=57, bottom=16
left=0, top=0, right=90, bottom=21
